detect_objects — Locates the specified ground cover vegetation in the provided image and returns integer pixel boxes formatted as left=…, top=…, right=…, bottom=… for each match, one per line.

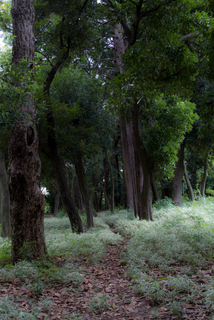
left=0, top=201, right=214, bottom=318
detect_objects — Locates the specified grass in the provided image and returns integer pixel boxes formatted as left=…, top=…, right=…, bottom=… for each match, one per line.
left=1, top=199, right=214, bottom=317
left=99, top=199, right=214, bottom=317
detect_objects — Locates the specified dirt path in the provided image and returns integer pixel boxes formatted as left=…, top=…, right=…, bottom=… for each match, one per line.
left=1, top=228, right=213, bottom=319
left=70, top=239, right=152, bottom=319
left=0, top=237, right=152, bottom=319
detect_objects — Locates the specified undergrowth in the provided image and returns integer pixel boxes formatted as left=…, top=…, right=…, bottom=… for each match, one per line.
left=99, top=199, right=214, bottom=317
left=1, top=199, right=214, bottom=318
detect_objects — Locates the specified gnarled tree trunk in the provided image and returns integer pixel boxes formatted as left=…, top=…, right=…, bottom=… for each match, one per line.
left=9, top=0, right=47, bottom=263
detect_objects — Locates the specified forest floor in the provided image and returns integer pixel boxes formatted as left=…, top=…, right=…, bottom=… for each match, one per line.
left=0, top=227, right=212, bottom=319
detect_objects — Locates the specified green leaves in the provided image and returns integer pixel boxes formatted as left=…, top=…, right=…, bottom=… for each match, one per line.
left=0, top=57, right=36, bottom=128
left=141, top=95, right=198, bottom=179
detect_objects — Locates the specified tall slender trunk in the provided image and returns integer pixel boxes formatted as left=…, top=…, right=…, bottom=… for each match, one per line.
left=114, top=24, right=135, bottom=211
left=75, top=151, right=94, bottom=229
left=54, top=192, right=60, bottom=215
left=183, top=161, right=195, bottom=201
left=114, top=24, right=145, bottom=216
left=152, top=178, right=159, bottom=202
left=51, top=180, right=60, bottom=215
left=105, top=152, right=114, bottom=213
left=0, top=152, right=11, bottom=238
left=43, top=53, right=83, bottom=232
left=9, top=0, right=47, bottom=263
left=133, top=102, right=153, bottom=220
left=100, top=182, right=111, bottom=210
left=199, top=158, right=209, bottom=197
left=71, top=170, right=84, bottom=214
left=103, top=158, right=109, bottom=210
left=46, top=109, right=83, bottom=232
left=172, top=142, right=185, bottom=206
left=120, top=118, right=135, bottom=210
left=115, top=151, right=121, bottom=207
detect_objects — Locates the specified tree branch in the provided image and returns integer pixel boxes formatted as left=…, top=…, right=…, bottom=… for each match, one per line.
left=93, top=66, right=116, bottom=77
left=180, top=31, right=201, bottom=42
left=121, top=19, right=132, bottom=44
left=35, top=51, right=54, bottom=67
left=140, top=0, right=176, bottom=19
left=129, top=0, right=138, bottom=6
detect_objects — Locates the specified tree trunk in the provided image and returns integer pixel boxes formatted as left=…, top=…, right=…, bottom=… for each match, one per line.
left=71, top=169, right=84, bottom=213
left=9, top=0, right=47, bottom=263
left=105, top=152, right=114, bottom=213
left=44, top=61, right=83, bottom=233
left=0, top=152, right=11, bottom=238
left=103, top=158, right=109, bottom=210
left=115, top=151, right=121, bottom=207
left=151, top=178, right=160, bottom=202
left=133, top=102, right=153, bottom=220
left=114, top=24, right=145, bottom=216
left=54, top=191, right=60, bottom=215
left=172, top=142, right=185, bottom=206
left=75, top=151, right=94, bottom=229
left=51, top=180, right=60, bottom=215
left=199, top=158, right=209, bottom=197
left=120, top=119, right=135, bottom=210
left=48, top=139, right=83, bottom=233
left=100, top=182, right=111, bottom=210
left=92, top=174, right=99, bottom=212
left=114, top=24, right=135, bottom=210
left=183, top=161, right=195, bottom=201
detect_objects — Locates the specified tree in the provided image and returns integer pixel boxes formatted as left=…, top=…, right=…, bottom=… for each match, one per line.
left=46, top=66, right=113, bottom=227
left=172, top=142, right=185, bottom=206
left=33, top=0, right=99, bottom=232
left=0, top=151, right=11, bottom=237
left=8, top=0, right=47, bottom=263
left=105, top=0, right=209, bottom=216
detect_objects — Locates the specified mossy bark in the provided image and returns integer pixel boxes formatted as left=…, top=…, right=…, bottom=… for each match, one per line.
left=9, top=0, right=47, bottom=263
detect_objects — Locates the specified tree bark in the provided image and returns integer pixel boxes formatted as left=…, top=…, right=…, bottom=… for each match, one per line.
left=120, top=118, right=135, bottom=210
left=183, top=161, right=195, bottom=201
left=103, top=158, right=109, bottom=210
left=54, top=191, right=60, bottom=215
left=151, top=178, right=160, bottom=202
left=133, top=102, right=153, bottom=220
left=100, top=182, right=111, bottom=210
left=75, top=151, right=94, bottom=229
left=199, top=158, right=209, bottom=197
left=51, top=180, right=60, bottom=215
left=0, top=152, right=11, bottom=238
left=105, top=152, right=114, bottom=213
left=172, top=142, right=185, bottom=206
left=50, top=148, right=83, bottom=232
left=43, top=52, right=83, bottom=233
left=9, top=0, right=47, bottom=263
left=114, top=150, right=121, bottom=207
left=114, top=24, right=136, bottom=211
